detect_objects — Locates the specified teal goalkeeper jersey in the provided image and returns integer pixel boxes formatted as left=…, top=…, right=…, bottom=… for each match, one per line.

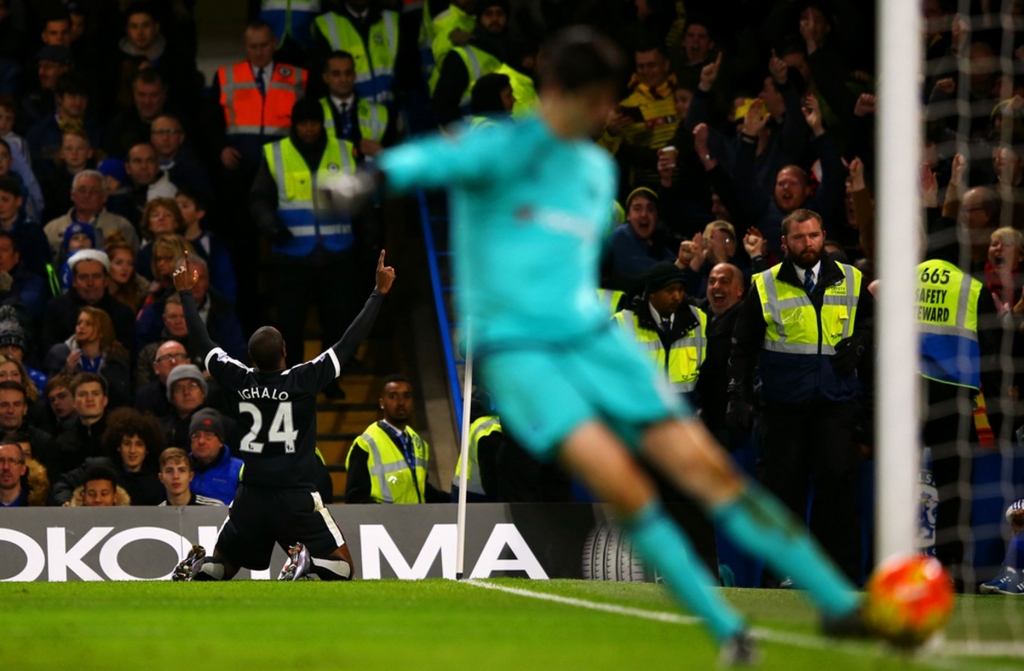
left=380, top=115, right=616, bottom=349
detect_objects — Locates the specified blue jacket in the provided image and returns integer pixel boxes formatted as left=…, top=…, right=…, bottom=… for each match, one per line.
left=607, top=223, right=675, bottom=287
left=190, top=446, right=243, bottom=505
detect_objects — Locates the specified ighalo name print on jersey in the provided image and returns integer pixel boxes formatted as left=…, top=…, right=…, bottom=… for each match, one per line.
left=203, top=346, right=343, bottom=489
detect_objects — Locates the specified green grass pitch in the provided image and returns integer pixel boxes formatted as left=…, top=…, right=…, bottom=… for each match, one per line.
left=3, top=579, right=1024, bottom=670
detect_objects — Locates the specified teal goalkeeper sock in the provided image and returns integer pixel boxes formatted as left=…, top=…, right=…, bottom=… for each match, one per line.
left=711, top=484, right=860, bottom=618
left=623, top=501, right=746, bottom=642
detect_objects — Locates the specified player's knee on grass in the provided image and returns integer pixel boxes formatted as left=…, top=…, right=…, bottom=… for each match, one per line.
left=196, top=549, right=240, bottom=581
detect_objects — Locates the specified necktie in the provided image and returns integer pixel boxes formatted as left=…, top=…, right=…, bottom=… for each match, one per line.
left=255, top=67, right=266, bottom=97
left=339, top=101, right=352, bottom=137
left=661, top=317, right=672, bottom=332
left=399, top=432, right=414, bottom=465
left=804, top=268, right=816, bottom=294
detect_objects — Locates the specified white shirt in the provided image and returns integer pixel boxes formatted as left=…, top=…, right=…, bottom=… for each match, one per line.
left=330, top=94, right=356, bottom=113
left=197, top=294, right=212, bottom=324
left=380, top=419, right=411, bottom=448
left=251, top=61, right=274, bottom=91
left=346, top=3, right=368, bottom=19
left=649, top=302, right=674, bottom=331
left=793, top=260, right=822, bottom=290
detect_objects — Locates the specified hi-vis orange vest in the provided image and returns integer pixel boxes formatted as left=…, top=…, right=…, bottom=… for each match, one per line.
left=217, top=62, right=307, bottom=136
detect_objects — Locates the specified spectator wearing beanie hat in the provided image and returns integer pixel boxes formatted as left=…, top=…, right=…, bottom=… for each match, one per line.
left=97, top=158, right=129, bottom=197
left=41, top=248, right=137, bottom=353
left=0, top=305, right=48, bottom=391
left=57, top=222, right=96, bottom=289
left=159, top=364, right=237, bottom=448
left=187, top=407, right=242, bottom=505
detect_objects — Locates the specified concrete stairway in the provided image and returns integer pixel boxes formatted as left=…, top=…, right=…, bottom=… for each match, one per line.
left=306, top=337, right=399, bottom=501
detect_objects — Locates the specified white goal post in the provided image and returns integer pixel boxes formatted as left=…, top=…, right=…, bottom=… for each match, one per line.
left=875, top=0, right=922, bottom=561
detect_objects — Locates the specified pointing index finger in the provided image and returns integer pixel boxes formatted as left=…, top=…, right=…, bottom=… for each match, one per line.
left=378, top=250, right=386, bottom=269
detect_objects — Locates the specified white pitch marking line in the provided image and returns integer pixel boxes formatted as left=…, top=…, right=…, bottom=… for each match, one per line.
left=464, top=580, right=1024, bottom=662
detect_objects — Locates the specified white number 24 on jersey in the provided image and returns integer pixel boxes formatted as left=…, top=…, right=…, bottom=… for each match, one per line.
left=238, top=402, right=299, bottom=454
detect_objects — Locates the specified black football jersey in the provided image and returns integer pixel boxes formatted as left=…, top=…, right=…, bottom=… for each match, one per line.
left=204, top=346, right=341, bottom=489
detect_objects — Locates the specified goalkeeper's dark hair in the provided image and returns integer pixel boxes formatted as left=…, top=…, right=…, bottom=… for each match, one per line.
left=249, top=326, right=285, bottom=372
left=539, top=26, right=626, bottom=92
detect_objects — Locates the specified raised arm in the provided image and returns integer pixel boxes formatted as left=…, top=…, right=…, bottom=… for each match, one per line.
left=173, top=252, right=217, bottom=361
left=329, top=250, right=396, bottom=367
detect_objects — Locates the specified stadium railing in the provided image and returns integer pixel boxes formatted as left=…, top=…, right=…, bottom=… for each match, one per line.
left=417, top=189, right=466, bottom=431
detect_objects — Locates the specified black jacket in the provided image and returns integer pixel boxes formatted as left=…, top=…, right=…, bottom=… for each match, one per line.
left=696, top=300, right=742, bottom=441
left=729, top=256, right=875, bottom=405
left=621, top=292, right=703, bottom=350
left=135, top=380, right=170, bottom=418
left=55, top=415, right=109, bottom=475
left=51, top=455, right=164, bottom=506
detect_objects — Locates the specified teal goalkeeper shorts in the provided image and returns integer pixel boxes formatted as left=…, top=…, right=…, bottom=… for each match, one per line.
left=479, top=323, right=689, bottom=462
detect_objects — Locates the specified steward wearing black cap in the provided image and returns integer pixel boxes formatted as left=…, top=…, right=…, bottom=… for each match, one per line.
left=249, top=98, right=361, bottom=386
left=611, top=261, right=719, bottom=574
left=613, top=261, right=707, bottom=400
left=430, top=0, right=509, bottom=125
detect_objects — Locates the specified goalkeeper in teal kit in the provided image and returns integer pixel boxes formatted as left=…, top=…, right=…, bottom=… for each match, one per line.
left=326, top=27, right=878, bottom=663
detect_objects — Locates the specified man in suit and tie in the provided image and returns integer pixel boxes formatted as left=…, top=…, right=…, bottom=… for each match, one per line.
left=319, top=50, right=393, bottom=161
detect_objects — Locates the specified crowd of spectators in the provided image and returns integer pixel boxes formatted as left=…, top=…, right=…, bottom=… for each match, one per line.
left=0, top=0, right=1017, bottom=588
left=586, top=0, right=1024, bottom=588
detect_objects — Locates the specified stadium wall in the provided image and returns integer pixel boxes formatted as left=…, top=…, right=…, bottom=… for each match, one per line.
left=0, top=504, right=663, bottom=582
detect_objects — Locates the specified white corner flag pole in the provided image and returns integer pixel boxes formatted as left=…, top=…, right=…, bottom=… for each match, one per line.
left=876, top=0, right=921, bottom=561
left=455, top=323, right=473, bottom=580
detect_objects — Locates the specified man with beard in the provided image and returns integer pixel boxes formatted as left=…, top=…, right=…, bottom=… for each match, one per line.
left=345, top=375, right=449, bottom=504
left=727, top=208, right=873, bottom=585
